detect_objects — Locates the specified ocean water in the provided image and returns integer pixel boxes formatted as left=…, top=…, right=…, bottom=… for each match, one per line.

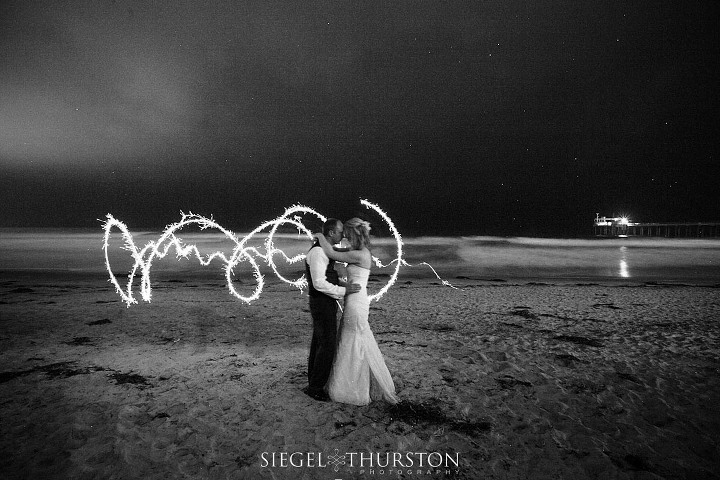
left=1, top=229, right=719, bottom=285
left=395, top=236, right=720, bottom=284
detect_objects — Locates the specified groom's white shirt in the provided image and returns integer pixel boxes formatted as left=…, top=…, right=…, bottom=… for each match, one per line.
left=307, top=246, right=345, bottom=300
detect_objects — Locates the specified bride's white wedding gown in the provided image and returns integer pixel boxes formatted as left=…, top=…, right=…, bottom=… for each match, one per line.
left=327, top=264, right=398, bottom=405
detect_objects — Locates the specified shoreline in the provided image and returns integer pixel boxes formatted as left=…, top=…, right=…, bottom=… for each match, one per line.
left=3, top=267, right=720, bottom=289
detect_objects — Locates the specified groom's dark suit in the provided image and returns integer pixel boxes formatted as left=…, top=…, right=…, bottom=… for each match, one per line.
left=305, top=239, right=345, bottom=400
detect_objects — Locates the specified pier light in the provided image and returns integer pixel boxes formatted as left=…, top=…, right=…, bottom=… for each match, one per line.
left=619, top=217, right=629, bottom=225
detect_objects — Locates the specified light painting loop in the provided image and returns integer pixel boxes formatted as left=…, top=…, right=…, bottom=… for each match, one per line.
left=103, top=200, right=456, bottom=306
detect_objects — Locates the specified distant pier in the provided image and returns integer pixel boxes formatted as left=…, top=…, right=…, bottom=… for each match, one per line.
left=594, top=215, right=720, bottom=238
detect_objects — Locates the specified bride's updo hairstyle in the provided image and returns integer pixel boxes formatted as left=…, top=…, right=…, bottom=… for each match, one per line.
left=343, top=218, right=371, bottom=251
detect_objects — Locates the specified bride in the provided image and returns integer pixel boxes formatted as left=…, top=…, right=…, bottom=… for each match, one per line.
left=313, top=218, right=398, bottom=406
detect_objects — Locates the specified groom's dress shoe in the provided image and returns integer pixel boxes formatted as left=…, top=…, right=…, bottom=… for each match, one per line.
left=303, top=387, right=330, bottom=402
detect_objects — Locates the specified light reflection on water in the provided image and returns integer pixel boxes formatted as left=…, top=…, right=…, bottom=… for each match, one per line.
left=619, top=246, right=630, bottom=278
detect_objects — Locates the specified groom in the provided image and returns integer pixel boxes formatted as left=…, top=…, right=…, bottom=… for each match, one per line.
left=304, top=218, right=359, bottom=401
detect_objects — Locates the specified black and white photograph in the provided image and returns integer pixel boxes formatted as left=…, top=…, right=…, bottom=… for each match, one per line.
left=1, top=1, right=718, bottom=479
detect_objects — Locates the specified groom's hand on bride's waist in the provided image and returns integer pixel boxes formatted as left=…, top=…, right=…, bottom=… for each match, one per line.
left=346, top=283, right=361, bottom=294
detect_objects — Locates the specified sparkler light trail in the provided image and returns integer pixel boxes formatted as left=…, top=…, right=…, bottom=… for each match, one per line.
left=103, top=199, right=456, bottom=306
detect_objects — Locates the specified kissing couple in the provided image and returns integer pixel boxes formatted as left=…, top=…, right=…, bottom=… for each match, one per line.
left=303, top=217, right=399, bottom=406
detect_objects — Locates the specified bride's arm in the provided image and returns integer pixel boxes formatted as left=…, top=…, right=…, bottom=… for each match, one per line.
left=314, top=233, right=365, bottom=265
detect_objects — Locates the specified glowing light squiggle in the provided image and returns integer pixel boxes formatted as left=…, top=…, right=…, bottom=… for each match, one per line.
left=361, top=199, right=402, bottom=302
left=103, top=200, right=456, bottom=306
left=359, top=199, right=459, bottom=297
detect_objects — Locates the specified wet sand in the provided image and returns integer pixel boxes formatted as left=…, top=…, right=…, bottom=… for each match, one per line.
left=1, top=271, right=719, bottom=479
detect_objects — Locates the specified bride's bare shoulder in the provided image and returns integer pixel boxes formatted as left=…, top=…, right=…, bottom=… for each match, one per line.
left=361, top=248, right=373, bottom=267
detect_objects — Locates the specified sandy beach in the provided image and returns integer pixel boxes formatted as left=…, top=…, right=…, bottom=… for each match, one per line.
left=1, top=268, right=719, bottom=480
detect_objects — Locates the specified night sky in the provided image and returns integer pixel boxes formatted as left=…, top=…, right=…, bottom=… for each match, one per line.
left=1, top=1, right=718, bottom=237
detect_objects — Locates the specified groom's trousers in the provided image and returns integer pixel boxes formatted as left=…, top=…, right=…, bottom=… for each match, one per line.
left=307, top=296, right=338, bottom=395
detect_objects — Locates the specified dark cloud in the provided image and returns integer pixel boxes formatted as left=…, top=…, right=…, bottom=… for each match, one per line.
left=1, top=0, right=718, bottom=236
